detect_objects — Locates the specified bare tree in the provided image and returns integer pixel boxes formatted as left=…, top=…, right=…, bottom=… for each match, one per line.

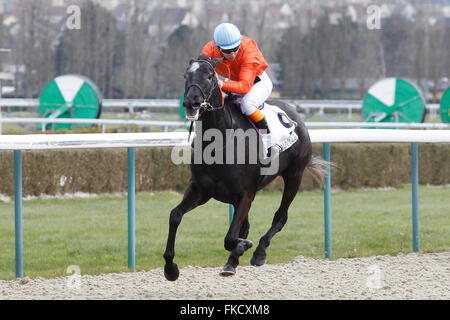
left=18, top=0, right=39, bottom=97
left=315, top=9, right=338, bottom=98
left=278, top=26, right=302, bottom=97
left=163, top=24, right=210, bottom=96
left=6, top=0, right=449, bottom=101
left=334, top=8, right=355, bottom=99
left=55, top=0, right=123, bottom=98
left=413, top=10, right=427, bottom=90
left=381, top=13, right=414, bottom=78
left=355, top=27, right=383, bottom=99
left=122, top=1, right=152, bottom=98
left=0, top=14, right=7, bottom=48
left=427, top=20, right=447, bottom=101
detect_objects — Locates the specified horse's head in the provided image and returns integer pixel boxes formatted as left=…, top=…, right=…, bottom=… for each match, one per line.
left=183, top=54, right=223, bottom=121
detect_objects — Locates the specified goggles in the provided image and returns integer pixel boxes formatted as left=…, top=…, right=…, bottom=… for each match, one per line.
left=219, top=45, right=240, bottom=54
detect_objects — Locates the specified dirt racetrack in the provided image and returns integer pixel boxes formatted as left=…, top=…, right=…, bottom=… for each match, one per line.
left=1, top=251, right=448, bottom=300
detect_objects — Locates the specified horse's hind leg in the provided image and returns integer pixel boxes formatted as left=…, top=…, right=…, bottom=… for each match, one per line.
left=163, top=182, right=210, bottom=281
left=251, top=167, right=304, bottom=266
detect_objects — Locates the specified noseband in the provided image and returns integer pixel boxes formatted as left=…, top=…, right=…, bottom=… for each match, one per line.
left=184, top=59, right=230, bottom=142
left=185, top=59, right=223, bottom=113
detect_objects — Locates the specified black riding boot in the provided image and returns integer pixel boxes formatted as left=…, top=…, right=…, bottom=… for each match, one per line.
left=254, top=116, right=274, bottom=158
left=254, top=117, right=270, bottom=134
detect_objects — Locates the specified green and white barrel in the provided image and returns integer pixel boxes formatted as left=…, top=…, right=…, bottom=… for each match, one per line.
left=440, top=87, right=450, bottom=123
left=39, top=74, right=102, bottom=130
left=363, top=78, right=425, bottom=123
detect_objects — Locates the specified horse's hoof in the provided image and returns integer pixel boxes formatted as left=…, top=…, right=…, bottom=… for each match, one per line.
left=250, top=254, right=266, bottom=267
left=232, top=238, right=254, bottom=256
left=164, top=263, right=180, bottom=281
left=239, top=238, right=254, bottom=250
left=220, top=264, right=236, bottom=277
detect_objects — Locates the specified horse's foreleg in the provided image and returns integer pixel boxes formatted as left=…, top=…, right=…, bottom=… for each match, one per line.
left=221, top=217, right=252, bottom=276
left=220, top=192, right=255, bottom=276
left=251, top=168, right=304, bottom=267
left=163, top=182, right=209, bottom=281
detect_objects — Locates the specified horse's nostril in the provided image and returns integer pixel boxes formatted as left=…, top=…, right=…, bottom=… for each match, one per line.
left=183, top=96, right=201, bottom=109
left=183, top=102, right=200, bottom=110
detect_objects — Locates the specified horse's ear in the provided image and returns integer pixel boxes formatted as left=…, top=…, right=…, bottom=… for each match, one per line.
left=189, top=58, right=195, bottom=65
left=211, top=58, right=223, bottom=67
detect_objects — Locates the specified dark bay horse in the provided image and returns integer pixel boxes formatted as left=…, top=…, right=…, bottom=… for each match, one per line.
left=163, top=54, right=327, bottom=281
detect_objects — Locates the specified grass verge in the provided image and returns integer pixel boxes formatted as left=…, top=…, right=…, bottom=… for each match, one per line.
left=0, top=184, right=448, bottom=280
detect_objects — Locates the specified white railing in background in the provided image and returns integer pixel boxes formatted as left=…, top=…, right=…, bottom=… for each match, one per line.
left=1, top=98, right=443, bottom=134
left=0, top=98, right=179, bottom=110
left=0, top=117, right=187, bottom=132
left=0, top=98, right=440, bottom=114
left=0, top=117, right=449, bottom=134
left=1, top=130, right=449, bottom=150
left=0, top=131, right=190, bottom=150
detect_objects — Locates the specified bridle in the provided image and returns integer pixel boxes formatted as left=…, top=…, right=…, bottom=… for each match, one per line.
left=184, top=58, right=232, bottom=142
left=184, top=59, right=224, bottom=114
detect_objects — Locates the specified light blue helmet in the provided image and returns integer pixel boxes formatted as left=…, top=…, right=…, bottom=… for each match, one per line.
left=213, top=23, right=242, bottom=50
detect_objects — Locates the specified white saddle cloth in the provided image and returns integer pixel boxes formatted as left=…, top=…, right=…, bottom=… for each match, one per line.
left=259, top=103, right=299, bottom=153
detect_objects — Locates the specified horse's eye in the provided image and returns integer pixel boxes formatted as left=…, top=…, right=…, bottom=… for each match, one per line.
left=208, top=74, right=213, bottom=80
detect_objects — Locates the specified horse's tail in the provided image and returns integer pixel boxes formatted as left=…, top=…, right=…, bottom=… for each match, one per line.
left=306, top=156, right=334, bottom=189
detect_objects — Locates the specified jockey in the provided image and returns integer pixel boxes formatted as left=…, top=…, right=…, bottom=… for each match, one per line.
left=201, top=22, right=273, bottom=136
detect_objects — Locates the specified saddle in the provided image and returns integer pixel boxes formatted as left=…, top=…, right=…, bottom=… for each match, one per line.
left=232, top=97, right=299, bottom=156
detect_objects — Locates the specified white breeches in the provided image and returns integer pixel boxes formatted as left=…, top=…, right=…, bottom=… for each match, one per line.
left=240, top=71, right=273, bottom=115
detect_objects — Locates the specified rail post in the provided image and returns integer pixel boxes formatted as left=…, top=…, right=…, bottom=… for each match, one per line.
left=14, top=150, right=23, bottom=278
left=323, top=143, right=332, bottom=259
left=127, top=147, right=136, bottom=270
left=411, top=142, right=419, bottom=252
left=229, top=204, right=234, bottom=225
